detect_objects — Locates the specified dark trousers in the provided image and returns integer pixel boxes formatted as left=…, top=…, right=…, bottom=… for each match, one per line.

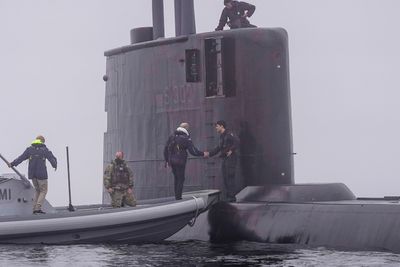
left=229, top=18, right=257, bottom=29
left=171, top=164, right=186, bottom=200
left=222, top=154, right=237, bottom=201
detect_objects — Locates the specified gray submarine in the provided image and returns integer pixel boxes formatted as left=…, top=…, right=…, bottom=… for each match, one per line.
left=103, top=0, right=400, bottom=253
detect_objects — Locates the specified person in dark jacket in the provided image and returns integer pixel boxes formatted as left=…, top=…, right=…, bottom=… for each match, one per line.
left=164, top=122, right=208, bottom=200
left=9, top=135, right=57, bottom=214
left=209, top=120, right=239, bottom=202
left=215, top=0, right=256, bottom=31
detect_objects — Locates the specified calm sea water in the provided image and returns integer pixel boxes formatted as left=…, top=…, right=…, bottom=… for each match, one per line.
left=1, top=241, right=400, bottom=267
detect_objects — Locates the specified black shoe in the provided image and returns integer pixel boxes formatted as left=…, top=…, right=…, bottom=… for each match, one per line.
left=33, top=210, right=46, bottom=214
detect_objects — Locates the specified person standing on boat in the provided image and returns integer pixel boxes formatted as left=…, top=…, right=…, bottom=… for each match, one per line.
left=104, top=151, right=136, bottom=208
left=208, top=120, right=239, bottom=202
left=8, top=135, right=57, bottom=214
left=215, top=0, right=256, bottom=31
left=164, top=122, right=208, bottom=200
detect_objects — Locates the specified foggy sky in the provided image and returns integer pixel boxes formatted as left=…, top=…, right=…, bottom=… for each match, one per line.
left=1, top=0, right=400, bottom=206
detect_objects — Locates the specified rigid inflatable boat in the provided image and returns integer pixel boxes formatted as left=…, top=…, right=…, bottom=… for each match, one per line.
left=0, top=174, right=219, bottom=244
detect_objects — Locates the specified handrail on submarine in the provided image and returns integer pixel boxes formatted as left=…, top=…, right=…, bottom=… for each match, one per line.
left=0, top=153, right=31, bottom=188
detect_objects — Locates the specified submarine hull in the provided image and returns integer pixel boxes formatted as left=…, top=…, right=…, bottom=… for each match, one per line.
left=208, top=199, right=400, bottom=253
left=171, top=184, right=400, bottom=253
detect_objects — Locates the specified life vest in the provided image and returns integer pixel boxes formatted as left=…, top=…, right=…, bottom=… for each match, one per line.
left=111, top=162, right=130, bottom=185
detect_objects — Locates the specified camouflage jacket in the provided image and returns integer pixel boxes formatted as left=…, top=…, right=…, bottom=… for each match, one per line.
left=103, top=159, right=134, bottom=190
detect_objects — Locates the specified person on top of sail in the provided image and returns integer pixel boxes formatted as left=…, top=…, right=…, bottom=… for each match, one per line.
left=215, top=0, right=257, bottom=31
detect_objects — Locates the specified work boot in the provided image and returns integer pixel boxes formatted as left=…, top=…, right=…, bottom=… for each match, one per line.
left=33, top=210, right=46, bottom=214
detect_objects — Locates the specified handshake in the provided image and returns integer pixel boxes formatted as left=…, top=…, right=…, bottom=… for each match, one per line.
left=203, top=150, right=232, bottom=158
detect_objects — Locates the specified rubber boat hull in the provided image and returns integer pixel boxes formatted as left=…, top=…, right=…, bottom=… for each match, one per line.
left=0, top=189, right=220, bottom=244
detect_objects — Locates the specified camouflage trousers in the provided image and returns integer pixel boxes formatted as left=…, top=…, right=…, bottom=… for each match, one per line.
left=110, top=189, right=136, bottom=208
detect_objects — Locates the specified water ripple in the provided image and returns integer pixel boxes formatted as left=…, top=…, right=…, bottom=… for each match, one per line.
left=1, top=241, right=400, bottom=266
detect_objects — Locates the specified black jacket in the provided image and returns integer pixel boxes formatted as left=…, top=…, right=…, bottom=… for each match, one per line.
left=215, top=1, right=256, bottom=31
left=209, top=130, right=239, bottom=158
left=164, top=130, right=204, bottom=166
left=10, top=143, right=57, bottom=179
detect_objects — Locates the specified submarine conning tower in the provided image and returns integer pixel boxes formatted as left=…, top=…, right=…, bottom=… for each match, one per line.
left=103, top=1, right=294, bottom=201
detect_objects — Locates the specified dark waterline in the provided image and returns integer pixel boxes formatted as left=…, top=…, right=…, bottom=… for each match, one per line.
left=1, top=241, right=400, bottom=266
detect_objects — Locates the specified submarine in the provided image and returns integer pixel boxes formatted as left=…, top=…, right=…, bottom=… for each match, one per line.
left=103, top=0, right=400, bottom=253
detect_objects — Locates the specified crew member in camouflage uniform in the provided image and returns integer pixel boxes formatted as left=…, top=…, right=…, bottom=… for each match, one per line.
left=104, top=151, right=136, bottom=208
